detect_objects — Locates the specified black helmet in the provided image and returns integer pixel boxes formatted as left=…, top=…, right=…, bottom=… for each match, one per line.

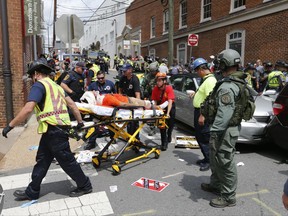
left=245, top=63, right=255, bottom=71
left=27, top=59, right=53, bottom=77
left=155, top=56, right=160, bottom=61
left=263, top=61, right=273, bottom=67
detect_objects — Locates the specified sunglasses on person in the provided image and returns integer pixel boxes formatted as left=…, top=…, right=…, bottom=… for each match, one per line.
left=97, top=76, right=105, bottom=80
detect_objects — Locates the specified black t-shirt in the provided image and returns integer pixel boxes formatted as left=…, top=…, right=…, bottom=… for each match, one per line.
left=119, top=74, right=140, bottom=97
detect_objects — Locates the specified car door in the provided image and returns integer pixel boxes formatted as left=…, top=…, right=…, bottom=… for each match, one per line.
left=169, top=75, right=185, bottom=121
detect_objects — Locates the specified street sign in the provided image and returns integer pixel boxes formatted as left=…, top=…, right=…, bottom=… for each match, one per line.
left=188, top=34, right=199, bottom=46
left=55, top=14, right=84, bottom=43
left=24, top=0, right=41, bottom=36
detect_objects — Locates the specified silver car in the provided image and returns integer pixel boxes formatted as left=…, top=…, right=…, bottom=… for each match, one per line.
left=169, top=73, right=273, bottom=144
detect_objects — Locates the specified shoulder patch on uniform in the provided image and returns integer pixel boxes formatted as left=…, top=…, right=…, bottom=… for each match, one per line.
left=63, top=74, right=70, bottom=81
left=220, top=93, right=232, bottom=105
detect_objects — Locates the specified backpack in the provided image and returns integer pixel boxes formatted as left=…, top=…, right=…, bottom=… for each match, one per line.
left=201, top=77, right=255, bottom=125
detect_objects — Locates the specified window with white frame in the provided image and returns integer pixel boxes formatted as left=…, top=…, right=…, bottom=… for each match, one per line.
left=180, top=1, right=187, bottom=28
left=149, top=48, right=156, bottom=59
left=163, top=10, right=169, bottom=33
left=177, top=43, right=186, bottom=65
left=151, top=16, right=155, bottom=38
left=230, top=0, right=246, bottom=13
left=227, top=30, right=245, bottom=64
left=201, top=0, right=211, bottom=22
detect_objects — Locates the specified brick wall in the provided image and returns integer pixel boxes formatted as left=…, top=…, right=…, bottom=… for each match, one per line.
left=126, top=0, right=287, bottom=65
left=0, top=0, right=25, bottom=127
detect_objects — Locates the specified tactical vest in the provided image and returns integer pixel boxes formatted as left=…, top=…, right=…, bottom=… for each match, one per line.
left=201, top=76, right=255, bottom=126
left=90, top=64, right=100, bottom=82
left=36, top=77, right=71, bottom=133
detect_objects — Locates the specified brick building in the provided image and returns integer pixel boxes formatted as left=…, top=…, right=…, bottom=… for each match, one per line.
left=125, top=0, right=288, bottom=65
left=0, top=0, right=42, bottom=127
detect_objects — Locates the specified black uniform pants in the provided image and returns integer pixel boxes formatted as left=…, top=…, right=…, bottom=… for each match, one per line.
left=25, top=125, right=92, bottom=199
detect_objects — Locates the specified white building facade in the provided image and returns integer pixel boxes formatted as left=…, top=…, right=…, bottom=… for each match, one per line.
left=79, top=0, right=133, bottom=64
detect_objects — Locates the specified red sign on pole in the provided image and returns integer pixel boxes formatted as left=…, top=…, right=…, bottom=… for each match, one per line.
left=132, top=177, right=169, bottom=192
left=188, top=34, right=199, bottom=46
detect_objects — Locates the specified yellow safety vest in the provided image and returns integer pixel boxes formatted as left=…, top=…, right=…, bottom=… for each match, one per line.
left=90, top=64, right=100, bottom=82
left=35, top=77, right=71, bottom=133
left=127, top=59, right=134, bottom=66
left=268, top=71, right=284, bottom=88
left=119, top=59, right=124, bottom=66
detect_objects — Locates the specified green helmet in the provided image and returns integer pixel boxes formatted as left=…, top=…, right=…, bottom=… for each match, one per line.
left=217, top=49, right=241, bottom=70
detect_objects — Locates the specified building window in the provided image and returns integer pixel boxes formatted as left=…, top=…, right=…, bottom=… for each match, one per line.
left=149, top=48, right=156, bottom=59
left=151, top=16, right=155, bottom=38
left=163, top=10, right=169, bottom=33
left=179, top=1, right=187, bottom=28
left=230, top=0, right=246, bottom=13
left=177, top=43, right=186, bottom=65
left=201, top=0, right=211, bottom=21
left=226, top=30, right=245, bottom=65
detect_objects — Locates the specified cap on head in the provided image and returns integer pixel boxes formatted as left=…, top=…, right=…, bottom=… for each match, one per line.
left=27, top=59, right=53, bottom=76
left=76, top=62, right=86, bottom=69
left=120, top=63, right=133, bottom=72
left=192, top=58, right=208, bottom=70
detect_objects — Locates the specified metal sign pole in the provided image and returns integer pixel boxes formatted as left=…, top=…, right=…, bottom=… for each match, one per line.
left=67, top=15, right=72, bottom=60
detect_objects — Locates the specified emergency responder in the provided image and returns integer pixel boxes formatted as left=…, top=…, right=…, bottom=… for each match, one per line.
left=84, top=71, right=116, bottom=150
left=267, top=60, right=286, bottom=91
left=189, top=58, right=217, bottom=171
left=61, top=62, right=85, bottom=102
left=151, top=72, right=176, bottom=151
left=118, top=63, right=141, bottom=140
left=114, top=54, right=119, bottom=69
left=200, top=49, right=246, bottom=208
left=103, top=54, right=109, bottom=74
left=259, top=61, right=273, bottom=92
left=2, top=60, right=92, bottom=200
left=244, top=63, right=259, bottom=90
left=86, top=60, right=100, bottom=88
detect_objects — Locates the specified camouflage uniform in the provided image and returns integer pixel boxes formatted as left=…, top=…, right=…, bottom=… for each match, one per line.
left=142, top=72, right=156, bottom=100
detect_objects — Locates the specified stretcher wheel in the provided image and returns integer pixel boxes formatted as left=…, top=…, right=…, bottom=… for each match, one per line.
left=92, top=155, right=101, bottom=168
left=112, top=164, right=121, bottom=175
left=155, top=149, right=161, bottom=159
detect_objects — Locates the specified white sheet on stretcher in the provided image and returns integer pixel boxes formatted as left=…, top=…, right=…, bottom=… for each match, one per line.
left=75, top=102, right=164, bottom=119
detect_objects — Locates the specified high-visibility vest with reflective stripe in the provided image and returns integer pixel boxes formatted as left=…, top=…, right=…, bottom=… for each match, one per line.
left=268, top=71, right=284, bottom=88
left=90, top=64, right=100, bottom=82
left=35, top=77, right=71, bottom=133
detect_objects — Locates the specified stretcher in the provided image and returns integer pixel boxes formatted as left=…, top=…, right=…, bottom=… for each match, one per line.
left=74, top=102, right=168, bottom=175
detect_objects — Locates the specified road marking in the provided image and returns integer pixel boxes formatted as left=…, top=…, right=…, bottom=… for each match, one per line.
left=252, top=198, right=282, bottom=216
left=236, top=189, right=269, bottom=198
left=123, top=209, right=157, bottom=216
left=0, top=167, right=98, bottom=190
left=162, top=171, right=186, bottom=179
left=1, top=191, right=113, bottom=216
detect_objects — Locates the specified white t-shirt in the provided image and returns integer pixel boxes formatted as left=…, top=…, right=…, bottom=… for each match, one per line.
left=159, top=65, right=169, bottom=74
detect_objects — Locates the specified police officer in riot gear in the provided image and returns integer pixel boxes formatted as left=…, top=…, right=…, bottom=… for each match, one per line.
left=200, top=49, right=247, bottom=208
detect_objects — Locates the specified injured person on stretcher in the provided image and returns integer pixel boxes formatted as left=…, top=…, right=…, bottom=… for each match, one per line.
left=80, top=91, right=168, bottom=109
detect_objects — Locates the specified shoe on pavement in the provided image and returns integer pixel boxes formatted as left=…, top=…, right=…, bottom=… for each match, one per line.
left=201, top=183, right=220, bottom=195
left=196, top=159, right=206, bottom=165
left=70, top=187, right=93, bottom=197
left=84, top=142, right=96, bottom=150
left=199, top=163, right=210, bottom=171
left=13, top=190, right=33, bottom=201
left=210, top=196, right=236, bottom=208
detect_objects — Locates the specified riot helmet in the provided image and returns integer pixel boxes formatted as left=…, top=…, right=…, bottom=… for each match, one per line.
left=215, top=49, right=241, bottom=71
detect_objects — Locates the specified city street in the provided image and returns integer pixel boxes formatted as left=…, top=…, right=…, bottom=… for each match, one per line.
left=1, top=113, right=288, bottom=215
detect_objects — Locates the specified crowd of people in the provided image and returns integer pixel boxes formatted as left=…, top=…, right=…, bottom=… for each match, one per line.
left=2, top=49, right=288, bottom=210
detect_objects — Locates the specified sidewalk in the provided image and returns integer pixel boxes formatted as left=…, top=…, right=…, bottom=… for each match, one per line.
left=0, top=115, right=82, bottom=172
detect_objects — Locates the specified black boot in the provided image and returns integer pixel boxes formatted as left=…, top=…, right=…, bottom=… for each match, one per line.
left=160, top=130, right=168, bottom=151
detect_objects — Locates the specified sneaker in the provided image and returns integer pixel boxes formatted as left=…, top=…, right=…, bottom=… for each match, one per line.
left=210, top=196, right=236, bottom=208
left=199, top=163, right=210, bottom=171
left=13, top=190, right=33, bottom=201
left=70, top=187, right=92, bottom=197
left=201, top=183, right=220, bottom=195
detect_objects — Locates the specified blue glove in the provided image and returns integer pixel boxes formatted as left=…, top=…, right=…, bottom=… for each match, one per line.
left=2, top=125, right=14, bottom=138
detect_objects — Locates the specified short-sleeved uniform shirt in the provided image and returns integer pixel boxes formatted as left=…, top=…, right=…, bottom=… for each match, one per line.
left=119, top=74, right=140, bottom=97
left=61, top=71, right=85, bottom=93
left=88, top=80, right=116, bottom=94
left=151, top=85, right=175, bottom=105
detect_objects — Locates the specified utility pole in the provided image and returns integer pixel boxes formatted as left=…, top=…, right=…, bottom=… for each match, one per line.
left=52, top=0, right=57, bottom=48
left=168, top=0, right=174, bottom=67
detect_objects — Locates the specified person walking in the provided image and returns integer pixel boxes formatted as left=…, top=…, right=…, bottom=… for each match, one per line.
left=189, top=58, right=217, bottom=171
left=2, top=60, right=92, bottom=200
left=151, top=72, right=176, bottom=151
left=200, top=49, right=248, bottom=208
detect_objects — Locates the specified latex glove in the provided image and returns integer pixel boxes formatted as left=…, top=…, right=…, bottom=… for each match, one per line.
left=2, top=125, right=14, bottom=138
